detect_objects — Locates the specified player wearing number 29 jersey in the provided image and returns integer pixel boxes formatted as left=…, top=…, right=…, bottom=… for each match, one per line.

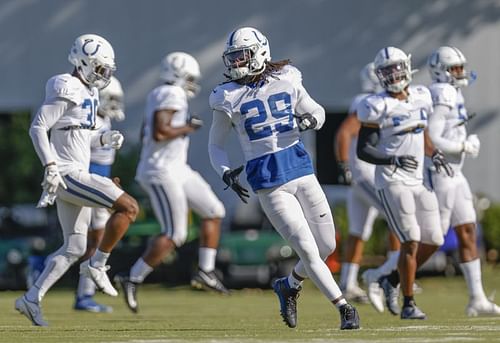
left=209, top=27, right=359, bottom=330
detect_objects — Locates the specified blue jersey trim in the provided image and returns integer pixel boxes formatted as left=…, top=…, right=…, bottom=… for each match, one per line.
left=246, top=141, right=314, bottom=191
left=89, top=162, right=112, bottom=177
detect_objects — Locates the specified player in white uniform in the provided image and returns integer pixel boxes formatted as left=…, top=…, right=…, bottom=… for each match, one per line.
left=74, top=76, right=125, bottom=313
left=426, top=46, right=500, bottom=316
left=115, top=52, right=227, bottom=314
left=208, top=27, right=359, bottom=330
left=17, top=34, right=139, bottom=326
left=336, top=63, right=400, bottom=310
left=357, top=47, right=451, bottom=319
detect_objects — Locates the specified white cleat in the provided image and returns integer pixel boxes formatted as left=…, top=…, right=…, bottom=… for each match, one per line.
left=343, top=285, right=369, bottom=304
left=362, top=269, right=385, bottom=313
left=466, top=299, right=500, bottom=317
left=80, top=260, right=118, bottom=297
left=15, top=296, right=48, bottom=326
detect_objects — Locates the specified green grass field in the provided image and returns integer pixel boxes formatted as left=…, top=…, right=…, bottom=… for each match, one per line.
left=1, top=266, right=500, bottom=343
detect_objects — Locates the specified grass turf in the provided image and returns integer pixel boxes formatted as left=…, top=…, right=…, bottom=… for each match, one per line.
left=1, top=266, right=500, bottom=343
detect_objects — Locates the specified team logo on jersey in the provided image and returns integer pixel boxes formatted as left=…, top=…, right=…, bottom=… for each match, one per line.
left=82, top=39, right=101, bottom=56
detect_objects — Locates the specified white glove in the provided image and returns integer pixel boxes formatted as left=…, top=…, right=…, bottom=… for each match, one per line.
left=463, top=134, right=480, bottom=158
left=42, top=164, right=67, bottom=194
left=36, top=189, right=57, bottom=208
left=101, top=130, right=124, bottom=149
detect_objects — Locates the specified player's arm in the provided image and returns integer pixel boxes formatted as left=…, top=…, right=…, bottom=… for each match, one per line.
left=334, top=113, right=359, bottom=184
left=29, top=98, right=70, bottom=166
left=428, top=104, right=463, bottom=154
left=357, top=124, right=418, bottom=171
left=295, top=84, right=325, bottom=130
left=153, top=109, right=198, bottom=141
left=208, top=109, right=232, bottom=177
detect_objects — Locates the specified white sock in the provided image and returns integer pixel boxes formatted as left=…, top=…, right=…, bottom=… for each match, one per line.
left=377, top=250, right=399, bottom=277
left=198, top=247, right=217, bottom=272
left=90, top=249, right=110, bottom=268
left=287, top=272, right=304, bottom=289
left=26, top=253, right=77, bottom=303
left=344, top=263, right=360, bottom=290
left=460, top=258, right=487, bottom=301
left=77, top=273, right=96, bottom=298
left=130, top=257, right=154, bottom=283
left=334, top=298, right=348, bottom=308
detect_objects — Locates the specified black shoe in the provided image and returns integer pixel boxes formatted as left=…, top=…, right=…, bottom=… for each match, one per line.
left=339, top=303, right=360, bottom=330
left=191, top=269, right=230, bottom=295
left=114, top=273, right=139, bottom=313
left=379, top=275, right=400, bottom=315
left=272, top=277, right=301, bottom=328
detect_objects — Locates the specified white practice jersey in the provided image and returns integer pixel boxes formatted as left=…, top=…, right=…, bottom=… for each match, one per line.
left=32, top=74, right=99, bottom=175
left=428, top=82, right=468, bottom=171
left=90, top=115, right=116, bottom=166
left=348, top=93, right=376, bottom=182
left=357, top=85, right=433, bottom=188
left=136, top=84, right=189, bottom=181
left=209, top=65, right=315, bottom=190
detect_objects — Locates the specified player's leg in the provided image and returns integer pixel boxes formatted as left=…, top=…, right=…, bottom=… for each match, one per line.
left=378, top=185, right=425, bottom=318
left=74, top=207, right=112, bottom=313
left=184, top=169, right=228, bottom=294
left=16, top=199, right=90, bottom=326
left=62, top=172, right=138, bottom=296
left=116, top=179, right=185, bottom=313
left=451, top=176, right=500, bottom=316
left=260, top=175, right=359, bottom=330
left=340, top=185, right=376, bottom=303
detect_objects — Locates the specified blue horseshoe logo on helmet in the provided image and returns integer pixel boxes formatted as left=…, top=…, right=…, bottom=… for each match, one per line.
left=82, top=39, right=101, bottom=56
left=252, top=31, right=267, bottom=46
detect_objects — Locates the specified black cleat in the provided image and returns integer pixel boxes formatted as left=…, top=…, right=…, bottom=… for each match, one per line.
left=401, top=302, right=427, bottom=320
left=339, top=303, right=360, bottom=330
left=114, top=273, right=139, bottom=313
left=191, top=268, right=230, bottom=295
left=272, top=277, right=301, bottom=328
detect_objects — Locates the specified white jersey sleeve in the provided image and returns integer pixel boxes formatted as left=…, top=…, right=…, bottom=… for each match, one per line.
left=209, top=85, right=233, bottom=118
left=45, top=74, right=85, bottom=105
left=429, top=83, right=457, bottom=109
left=357, top=94, right=384, bottom=126
left=154, top=85, right=186, bottom=111
left=208, top=110, right=233, bottom=177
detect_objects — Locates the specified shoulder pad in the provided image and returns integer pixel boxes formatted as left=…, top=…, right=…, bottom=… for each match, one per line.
left=429, top=82, right=457, bottom=108
left=152, top=84, right=186, bottom=111
left=209, top=83, right=232, bottom=114
left=278, top=65, right=303, bottom=85
left=357, top=94, right=384, bottom=124
left=45, top=74, right=84, bottom=105
left=349, top=92, right=370, bottom=114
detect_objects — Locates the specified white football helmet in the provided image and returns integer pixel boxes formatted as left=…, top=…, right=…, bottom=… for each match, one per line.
left=160, top=52, right=201, bottom=98
left=360, top=62, right=382, bottom=93
left=428, top=46, right=469, bottom=87
left=374, top=47, right=412, bottom=93
left=222, top=27, right=271, bottom=80
left=68, top=34, right=116, bottom=89
left=98, top=76, right=125, bottom=121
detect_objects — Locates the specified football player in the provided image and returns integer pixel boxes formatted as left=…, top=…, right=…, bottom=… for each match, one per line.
left=335, top=62, right=400, bottom=311
left=17, top=34, right=139, bottom=326
left=357, top=47, right=450, bottom=319
left=115, top=52, right=228, bottom=314
left=74, top=76, right=125, bottom=313
left=208, top=27, right=359, bottom=330
left=426, top=46, right=500, bottom=316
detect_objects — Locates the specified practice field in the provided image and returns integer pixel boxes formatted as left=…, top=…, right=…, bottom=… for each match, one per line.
left=1, top=266, right=500, bottom=343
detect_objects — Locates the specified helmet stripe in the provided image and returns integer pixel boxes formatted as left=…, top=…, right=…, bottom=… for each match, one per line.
left=384, top=47, right=389, bottom=59
left=228, top=29, right=237, bottom=46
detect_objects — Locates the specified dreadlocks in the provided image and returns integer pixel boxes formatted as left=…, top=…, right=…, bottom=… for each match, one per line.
left=231, top=59, right=292, bottom=85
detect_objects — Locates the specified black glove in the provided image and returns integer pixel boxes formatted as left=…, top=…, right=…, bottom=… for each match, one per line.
left=188, top=114, right=203, bottom=129
left=296, top=113, right=318, bottom=131
left=337, top=161, right=352, bottom=185
left=432, top=149, right=454, bottom=177
left=222, top=166, right=250, bottom=204
left=391, top=155, right=418, bottom=172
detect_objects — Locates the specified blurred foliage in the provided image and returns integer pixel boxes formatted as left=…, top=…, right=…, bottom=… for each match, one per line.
left=112, top=145, right=142, bottom=198
left=333, top=204, right=391, bottom=258
left=480, top=203, right=500, bottom=253
left=0, top=112, right=44, bottom=205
